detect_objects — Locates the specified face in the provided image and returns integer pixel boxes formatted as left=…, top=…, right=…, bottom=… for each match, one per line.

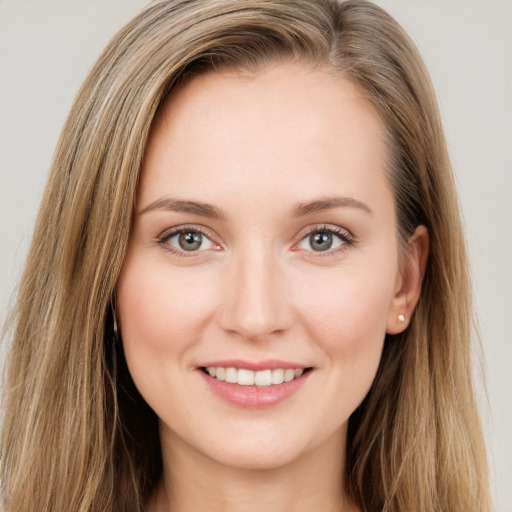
left=117, top=63, right=410, bottom=471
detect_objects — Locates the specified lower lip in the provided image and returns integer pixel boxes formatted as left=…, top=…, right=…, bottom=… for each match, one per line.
left=198, top=370, right=311, bottom=409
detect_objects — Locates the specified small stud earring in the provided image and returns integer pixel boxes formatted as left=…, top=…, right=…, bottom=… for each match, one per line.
left=398, top=314, right=406, bottom=323
left=114, top=315, right=118, bottom=334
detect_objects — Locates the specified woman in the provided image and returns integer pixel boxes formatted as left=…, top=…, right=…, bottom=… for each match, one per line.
left=0, top=1, right=491, bottom=511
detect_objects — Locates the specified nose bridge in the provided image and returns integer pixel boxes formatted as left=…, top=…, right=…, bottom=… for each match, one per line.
left=219, top=238, right=291, bottom=340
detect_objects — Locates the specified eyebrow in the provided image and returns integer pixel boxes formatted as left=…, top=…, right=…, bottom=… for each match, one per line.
left=138, top=197, right=225, bottom=219
left=139, top=195, right=372, bottom=219
left=292, top=196, right=372, bottom=216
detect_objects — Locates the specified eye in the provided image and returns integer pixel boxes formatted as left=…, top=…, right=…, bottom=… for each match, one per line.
left=296, top=226, right=353, bottom=253
left=158, top=227, right=218, bottom=254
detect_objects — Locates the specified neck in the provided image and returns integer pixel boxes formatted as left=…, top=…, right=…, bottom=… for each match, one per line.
left=148, top=426, right=359, bottom=512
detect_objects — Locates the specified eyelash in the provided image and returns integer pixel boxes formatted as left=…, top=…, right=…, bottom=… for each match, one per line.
left=156, top=225, right=220, bottom=257
left=295, top=224, right=355, bottom=257
left=156, top=224, right=355, bottom=257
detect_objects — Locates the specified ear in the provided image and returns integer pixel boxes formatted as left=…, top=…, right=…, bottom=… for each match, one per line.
left=386, top=225, right=429, bottom=334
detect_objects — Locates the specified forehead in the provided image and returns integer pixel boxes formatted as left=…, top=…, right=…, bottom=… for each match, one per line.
left=139, top=63, right=391, bottom=213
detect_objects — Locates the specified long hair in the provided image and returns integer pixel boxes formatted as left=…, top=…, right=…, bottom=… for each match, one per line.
left=1, top=1, right=491, bottom=511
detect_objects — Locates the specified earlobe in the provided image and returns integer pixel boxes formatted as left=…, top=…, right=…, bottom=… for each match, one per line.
left=386, top=225, right=429, bottom=334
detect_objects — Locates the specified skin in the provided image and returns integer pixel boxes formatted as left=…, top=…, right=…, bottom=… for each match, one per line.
left=116, top=63, right=428, bottom=512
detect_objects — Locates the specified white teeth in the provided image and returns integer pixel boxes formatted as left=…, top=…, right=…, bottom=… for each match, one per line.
left=271, top=368, right=284, bottom=385
left=205, top=366, right=306, bottom=387
left=284, top=369, right=295, bottom=382
left=225, top=367, right=237, bottom=383
left=237, top=368, right=255, bottom=386
left=254, top=369, right=272, bottom=387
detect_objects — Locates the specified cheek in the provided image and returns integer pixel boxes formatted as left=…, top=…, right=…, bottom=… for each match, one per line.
left=299, top=269, right=394, bottom=341
left=294, top=262, right=396, bottom=391
left=115, top=256, right=222, bottom=421
left=115, top=259, right=219, bottom=406
left=117, top=260, right=214, bottom=351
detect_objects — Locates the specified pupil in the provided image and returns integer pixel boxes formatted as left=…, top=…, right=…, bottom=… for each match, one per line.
left=311, top=232, right=332, bottom=251
left=179, top=232, right=202, bottom=251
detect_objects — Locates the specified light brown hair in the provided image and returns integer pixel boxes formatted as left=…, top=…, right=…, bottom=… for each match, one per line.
left=1, top=1, right=491, bottom=511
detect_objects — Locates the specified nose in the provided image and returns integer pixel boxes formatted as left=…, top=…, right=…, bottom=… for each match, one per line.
left=217, top=242, right=294, bottom=341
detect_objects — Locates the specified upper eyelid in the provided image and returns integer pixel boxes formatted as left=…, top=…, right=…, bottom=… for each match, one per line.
left=157, top=224, right=218, bottom=241
left=156, top=223, right=355, bottom=253
left=295, top=223, right=354, bottom=241
left=157, top=223, right=352, bottom=237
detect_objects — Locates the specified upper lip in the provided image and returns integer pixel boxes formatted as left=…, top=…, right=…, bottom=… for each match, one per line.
left=198, top=359, right=311, bottom=371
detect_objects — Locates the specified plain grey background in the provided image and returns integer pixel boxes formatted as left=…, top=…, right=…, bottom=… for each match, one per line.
left=1, top=1, right=511, bottom=510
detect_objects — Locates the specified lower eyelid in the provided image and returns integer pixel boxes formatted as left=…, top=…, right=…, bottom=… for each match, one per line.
left=297, top=237, right=346, bottom=253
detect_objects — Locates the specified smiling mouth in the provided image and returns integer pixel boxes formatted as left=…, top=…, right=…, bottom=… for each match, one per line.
left=200, top=367, right=312, bottom=387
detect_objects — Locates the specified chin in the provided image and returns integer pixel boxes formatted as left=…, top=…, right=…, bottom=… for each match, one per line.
left=215, top=445, right=301, bottom=472
left=190, top=422, right=345, bottom=473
